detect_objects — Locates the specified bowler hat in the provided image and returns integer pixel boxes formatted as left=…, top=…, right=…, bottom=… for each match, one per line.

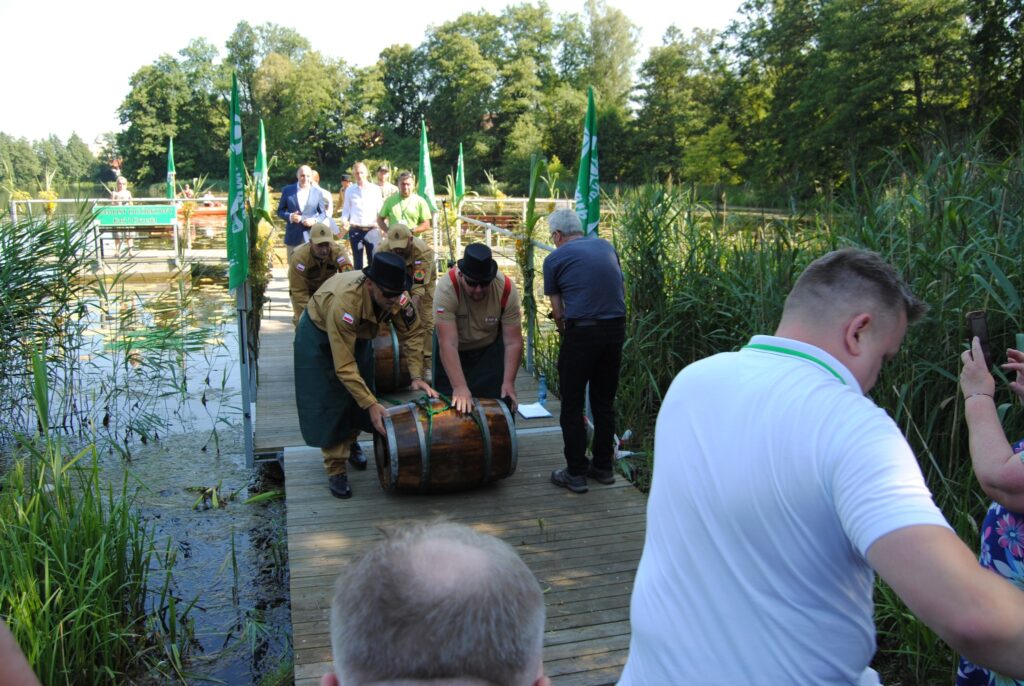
left=310, top=223, right=334, bottom=244
left=457, top=243, right=498, bottom=283
left=363, top=252, right=412, bottom=293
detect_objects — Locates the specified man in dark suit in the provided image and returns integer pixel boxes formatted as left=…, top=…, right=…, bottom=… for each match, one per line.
left=277, top=164, right=328, bottom=259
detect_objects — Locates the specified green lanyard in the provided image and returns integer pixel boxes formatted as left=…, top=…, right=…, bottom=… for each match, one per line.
left=397, top=197, right=413, bottom=224
left=743, top=343, right=847, bottom=385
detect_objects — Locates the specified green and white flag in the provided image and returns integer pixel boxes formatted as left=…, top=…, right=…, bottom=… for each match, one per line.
left=166, top=137, right=176, bottom=199
left=574, top=86, right=599, bottom=235
left=417, top=119, right=437, bottom=213
left=454, top=142, right=466, bottom=208
left=226, top=73, right=249, bottom=290
left=254, top=119, right=271, bottom=216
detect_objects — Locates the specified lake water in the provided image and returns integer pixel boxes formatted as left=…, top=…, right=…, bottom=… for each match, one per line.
left=4, top=268, right=293, bottom=685
left=95, top=274, right=292, bottom=685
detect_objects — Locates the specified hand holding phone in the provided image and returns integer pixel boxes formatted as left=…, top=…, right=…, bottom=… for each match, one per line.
left=966, top=310, right=994, bottom=369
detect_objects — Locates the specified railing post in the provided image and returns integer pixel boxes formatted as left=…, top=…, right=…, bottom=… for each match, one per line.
left=526, top=245, right=535, bottom=374
left=172, top=218, right=180, bottom=268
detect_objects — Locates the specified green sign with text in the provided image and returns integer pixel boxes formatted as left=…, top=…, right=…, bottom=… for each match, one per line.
left=95, top=205, right=177, bottom=226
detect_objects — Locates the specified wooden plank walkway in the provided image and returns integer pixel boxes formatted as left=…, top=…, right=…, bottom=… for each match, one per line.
left=252, top=267, right=646, bottom=685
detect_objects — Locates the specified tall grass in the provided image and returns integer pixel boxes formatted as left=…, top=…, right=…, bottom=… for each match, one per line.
left=533, top=186, right=828, bottom=459
left=0, top=352, right=191, bottom=684
left=844, top=140, right=1024, bottom=684
left=0, top=212, right=95, bottom=435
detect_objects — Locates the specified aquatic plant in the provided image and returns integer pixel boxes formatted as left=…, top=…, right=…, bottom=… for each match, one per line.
left=0, top=207, right=235, bottom=457
left=0, top=352, right=195, bottom=684
left=0, top=211, right=95, bottom=438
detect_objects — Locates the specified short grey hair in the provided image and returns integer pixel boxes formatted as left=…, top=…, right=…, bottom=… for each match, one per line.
left=329, top=520, right=545, bottom=686
left=548, top=209, right=582, bottom=236
left=784, top=248, right=928, bottom=326
left=397, top=171, right=414, bottom=184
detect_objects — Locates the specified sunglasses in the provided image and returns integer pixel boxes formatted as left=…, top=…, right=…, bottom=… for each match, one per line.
left=380, top=288, right=404, bottom=299
left=463, top=277, right=492, bottom=289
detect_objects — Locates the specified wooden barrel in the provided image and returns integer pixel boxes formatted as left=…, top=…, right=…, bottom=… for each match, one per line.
left=373, top=397, right=517, bottom=493
left=373, top=324, right=411, bottom=393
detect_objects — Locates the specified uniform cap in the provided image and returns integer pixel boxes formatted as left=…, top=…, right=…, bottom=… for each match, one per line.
left=310, top=223, right=334, bottom=244
left=387, top=223, right=412, bottom=243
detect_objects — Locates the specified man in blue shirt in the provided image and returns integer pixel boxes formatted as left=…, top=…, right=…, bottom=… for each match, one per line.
left=543, top=209, right=626, bottom=494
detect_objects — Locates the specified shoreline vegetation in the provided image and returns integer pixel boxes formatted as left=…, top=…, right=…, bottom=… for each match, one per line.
left=0, top=208, right=289, bottom=683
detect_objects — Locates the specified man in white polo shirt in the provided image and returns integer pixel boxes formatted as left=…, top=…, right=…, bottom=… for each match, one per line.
left=620, top=248, right=1024, bottom=685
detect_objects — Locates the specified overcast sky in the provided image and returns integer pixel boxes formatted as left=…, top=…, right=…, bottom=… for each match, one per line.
left=0, top=0, right=740, bottom=147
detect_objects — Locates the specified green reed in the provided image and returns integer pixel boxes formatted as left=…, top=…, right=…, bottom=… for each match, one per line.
left=846, top=139, right=1024, bottom=684
left=0, top=211, right=95, bottom=436
left=0, top=208, right=228, bottom=457
left=0, top=352, right=193, bottom=684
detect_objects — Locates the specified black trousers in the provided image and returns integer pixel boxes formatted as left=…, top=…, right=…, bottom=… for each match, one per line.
left=557, top=321, right=625, bottom=476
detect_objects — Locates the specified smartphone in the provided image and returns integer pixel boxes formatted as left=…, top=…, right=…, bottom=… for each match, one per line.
left=966, top=310, right=994, bottom=369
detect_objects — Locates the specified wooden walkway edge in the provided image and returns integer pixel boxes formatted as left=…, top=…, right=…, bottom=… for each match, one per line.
left=253, top=267, right=646, bottom=685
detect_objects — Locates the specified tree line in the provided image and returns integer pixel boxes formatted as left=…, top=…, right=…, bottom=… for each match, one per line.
left=0, top=132, right=107, bottom=192
left=2, top=0, right=1020, bottom=202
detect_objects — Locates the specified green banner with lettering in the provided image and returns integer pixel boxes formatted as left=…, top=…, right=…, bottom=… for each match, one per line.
left=95, top=205, right=177, bottom=226
left=226, top=72, right=249, bottom=290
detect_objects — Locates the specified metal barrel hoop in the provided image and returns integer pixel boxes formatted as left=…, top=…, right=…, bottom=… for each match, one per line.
left=472, top=398, right=493, bottom=486
left=495, top=397, right=518, bottom=475
left=384, top=412, right=400, bottom=490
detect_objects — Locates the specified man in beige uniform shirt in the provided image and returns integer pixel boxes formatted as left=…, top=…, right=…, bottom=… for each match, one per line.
left=433, top=243, right=523, bottom=414
left=375, top=223, right=436, bottom=373
left=287, top=224, right=352, bottom=327
left=294, top=252, right=437, bottom=498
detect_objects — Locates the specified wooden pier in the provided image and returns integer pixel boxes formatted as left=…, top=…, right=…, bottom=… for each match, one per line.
left=254, top=267, right=646, bottom=685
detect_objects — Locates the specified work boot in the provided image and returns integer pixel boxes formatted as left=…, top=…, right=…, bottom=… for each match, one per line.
left=551, top=468, right=588, bottom=494
left=587, top=465, right=616, bottom=485
left=328, top=474, right=352, bottom=499
left=348, top=441, right=367, bottom=470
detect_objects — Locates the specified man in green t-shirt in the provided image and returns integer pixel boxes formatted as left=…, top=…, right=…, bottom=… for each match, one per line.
left=377, top=171, right=432, bottom=236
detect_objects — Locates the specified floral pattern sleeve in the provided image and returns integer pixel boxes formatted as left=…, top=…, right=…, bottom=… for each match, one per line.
left=956, top=439, right=1024, bottom=686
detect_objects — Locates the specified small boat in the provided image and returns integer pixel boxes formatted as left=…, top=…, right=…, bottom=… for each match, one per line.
left=178, top=204, right=226, bottom=220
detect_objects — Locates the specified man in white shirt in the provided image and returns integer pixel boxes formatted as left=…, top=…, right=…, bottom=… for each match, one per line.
left=341, top=161, right=383, bottom=270
left=620, top=248, right=1024, bottom=685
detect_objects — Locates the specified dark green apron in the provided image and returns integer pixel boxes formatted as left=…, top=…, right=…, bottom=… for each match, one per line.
left=431, top=332, right=504, bottom=399
left=294, top=311, right=375, bottom=447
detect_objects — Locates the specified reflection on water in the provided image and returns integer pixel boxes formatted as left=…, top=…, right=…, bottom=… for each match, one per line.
left=101, top=432, right=291, bottom=685
left=75, top=272, right=239, bottom=446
